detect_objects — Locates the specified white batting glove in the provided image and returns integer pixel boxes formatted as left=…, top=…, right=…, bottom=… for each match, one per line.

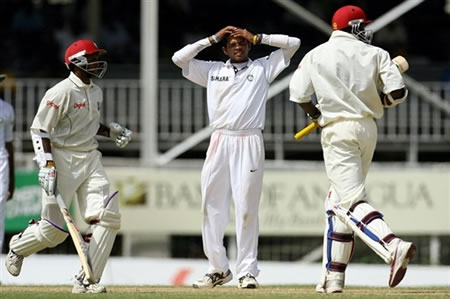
left=38, top=166, right=57, bottom=196
left=109, top=122, right=133, bottom=148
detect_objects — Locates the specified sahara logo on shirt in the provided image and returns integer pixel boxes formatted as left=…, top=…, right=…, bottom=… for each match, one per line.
left=210, top=76, right=229, bottom=82
left=46, top=100, right=60, bottom=109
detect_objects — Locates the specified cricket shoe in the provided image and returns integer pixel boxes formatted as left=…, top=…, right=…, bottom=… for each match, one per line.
left=192, top=269, right=233, bottom=288
left=5, top=234, right=24, bottom=276
left=72, top=270, right=107, bottom=294
left=389, top=240, right=416, bottom=287
left=238, top=273, right=259, bottom=289
left=316, top=272, right=344, bottom=293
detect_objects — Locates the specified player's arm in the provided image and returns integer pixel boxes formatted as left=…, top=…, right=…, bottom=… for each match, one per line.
left=172, top=26, right=235, bottom=87
left=31, top=129, right=56, bottom=196
left=379, top=53, right=408, bottom=108
left=232, top=29, right=301, bottom=62
left=5, top=105, right=15, bottom=200
left=299, top=102, right=321, bottom=122
left=5, top=141, right=14, bottom=200
left=172, top=26, right=235, bottom=69
left=98, top=122, right=133, bottom=148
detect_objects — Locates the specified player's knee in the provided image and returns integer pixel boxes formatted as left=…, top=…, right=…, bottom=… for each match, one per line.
left=36, top=219, right=69, bottom=248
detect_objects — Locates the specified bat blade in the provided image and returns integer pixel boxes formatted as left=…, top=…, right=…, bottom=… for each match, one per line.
left=294, top=121, right=319, bottom=140
left=55, top=191, right=95, bottom=283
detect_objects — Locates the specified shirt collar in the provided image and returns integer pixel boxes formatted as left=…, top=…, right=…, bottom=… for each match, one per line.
left=68, top=72, right=92, bottom=88
left=225, top=58, right=253, bottom=67
left=329, top=30, right=358, bottom=41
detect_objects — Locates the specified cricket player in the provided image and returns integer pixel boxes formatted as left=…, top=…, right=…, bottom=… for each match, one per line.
left=172, top=26, right=300, bottom=289
left=0, top=74, right=15, bottom=263
left=289, top=5, right=415, bottom=293
left=5, top=40, right=132, bottom=293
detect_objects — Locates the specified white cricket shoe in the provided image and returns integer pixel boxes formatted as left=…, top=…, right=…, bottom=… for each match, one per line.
left=389, top=240, right=416, bottom=287
left=72, top=279, right=107, bottom=294
left=192, top=269, right=233, bottom=288
left=316, top=272, right=344, bottom=293
left=238, top=273, right=259, bottom=289
left=72, top=270, right=107, bottom=294
left=5, top=235, right=24, bottom=276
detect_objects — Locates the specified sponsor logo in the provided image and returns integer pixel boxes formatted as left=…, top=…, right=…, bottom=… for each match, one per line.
left=210, top=76, right=229, bottom=82
left=250, top=169, right=258, bottom=173
left=73, top=102, right=86, bottom=109
left=46, top=100, right=60, bottom=109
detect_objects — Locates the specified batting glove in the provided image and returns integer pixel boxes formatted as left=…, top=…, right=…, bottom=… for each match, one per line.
left=109, top=122, right=133, bottom=148
left=38, top=166, right=57, bottom=196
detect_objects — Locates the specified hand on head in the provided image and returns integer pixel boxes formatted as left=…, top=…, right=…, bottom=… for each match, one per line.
left=213, top=26, right=255, bottom=44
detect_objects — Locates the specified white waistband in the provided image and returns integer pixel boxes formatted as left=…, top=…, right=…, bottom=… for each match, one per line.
left=214, top=128, right=262, bottom=136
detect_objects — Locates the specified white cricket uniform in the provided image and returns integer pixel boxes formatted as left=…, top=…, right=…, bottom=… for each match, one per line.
left=289, top=30, right=406, bottom=284
left=173, top=34, right=300, bottom=278
left=0, top=99, right=14, bottom=251
left=289, top=30, right=404, bottom=208
left=30, top=72, right=111, bottom=226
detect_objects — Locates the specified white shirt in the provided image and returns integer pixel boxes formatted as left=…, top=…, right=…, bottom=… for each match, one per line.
left=289, top=30, right=405, bottom=126
left=31, top=72, right=103, bottom=152
left=173, top=34, right=300, bottom=130
left=0, top=99, right=14, bottom=159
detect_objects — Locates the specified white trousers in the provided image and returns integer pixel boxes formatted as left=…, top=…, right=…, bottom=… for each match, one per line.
left=321, top=118, right=377, bottom=210
left=201, top=129, right=264, bottom=279
left=41, top=148, right=111, bottom=228
left=0, top=158, right=9, bottom=251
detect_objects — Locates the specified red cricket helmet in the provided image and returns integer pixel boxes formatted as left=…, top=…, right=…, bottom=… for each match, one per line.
left=331, top=5, right=372, bottom=30
left=64, top=40, right=108, bottom=78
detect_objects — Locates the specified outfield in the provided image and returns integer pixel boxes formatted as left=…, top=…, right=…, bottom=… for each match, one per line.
left=1, top=285, right=450, bottom=299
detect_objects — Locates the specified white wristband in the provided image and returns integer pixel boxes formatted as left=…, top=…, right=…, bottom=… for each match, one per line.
left=33, top=152, right=54, bottom=167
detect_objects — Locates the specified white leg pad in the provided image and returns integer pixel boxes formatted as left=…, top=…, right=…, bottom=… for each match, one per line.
left=326, top=212, right=354, bottom=271
left=332, top=201, right=398, bottom=264
left=317, top=212, right=354, bottom=292
left=87, top=199, right=121, bottom=282
left=10, top=219, right=68, bottom=257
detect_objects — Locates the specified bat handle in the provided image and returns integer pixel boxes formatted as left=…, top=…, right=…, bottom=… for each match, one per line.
left=294, top=121, right=319, bottom=140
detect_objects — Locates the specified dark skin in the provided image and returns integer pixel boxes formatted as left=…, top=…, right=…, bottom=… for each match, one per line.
left=6, top=141, right=14, bottom=200
left=209, top=26, right=258, bottom=63
left=71, top=52, right=106, bottom=84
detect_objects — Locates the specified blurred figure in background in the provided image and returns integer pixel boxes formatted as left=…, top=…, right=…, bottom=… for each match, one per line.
left=0, top=74, right=15, bottom=256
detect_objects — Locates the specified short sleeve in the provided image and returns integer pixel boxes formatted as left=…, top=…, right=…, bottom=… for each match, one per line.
left=378, top=49, right=405, bottom=94
left=182, top=59, right=217, bottom=87
left=259, top=49, right=290, bottom=83
left=289, top=56, right=315, bottom=103
left=30, top=87, right=66, bottom=133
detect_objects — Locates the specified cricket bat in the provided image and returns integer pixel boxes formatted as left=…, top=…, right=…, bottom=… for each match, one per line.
left=54, top=189, right=95, bottom=283
left=294, top=121, right=319, bottom=140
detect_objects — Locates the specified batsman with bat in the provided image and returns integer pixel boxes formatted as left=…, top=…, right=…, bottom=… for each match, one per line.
left=5, top=40, right=132, bottom=293
left=289, top=5, right=415, bottom=293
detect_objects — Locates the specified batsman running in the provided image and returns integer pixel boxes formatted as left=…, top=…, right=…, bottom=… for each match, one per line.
left=289, top=5, right=415, bottom=293
left=5, top=40, right=132, bottom=294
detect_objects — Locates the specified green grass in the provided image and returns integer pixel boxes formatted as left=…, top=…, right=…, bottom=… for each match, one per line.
left=1, top=285, right=450, bottom=299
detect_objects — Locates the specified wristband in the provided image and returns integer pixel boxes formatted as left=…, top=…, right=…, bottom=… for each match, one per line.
left=252, top=35, right=258, bottom=45
left=211, top=34, right=219, bottom=43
